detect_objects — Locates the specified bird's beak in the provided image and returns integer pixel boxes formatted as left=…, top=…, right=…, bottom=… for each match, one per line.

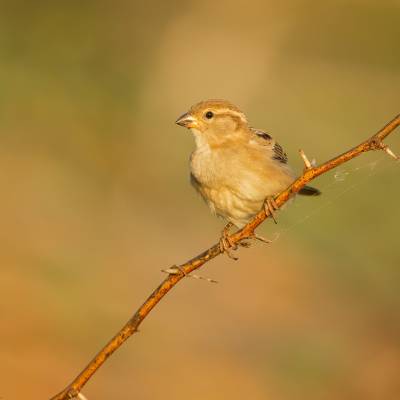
left=175, top=112, right=198, bottom=129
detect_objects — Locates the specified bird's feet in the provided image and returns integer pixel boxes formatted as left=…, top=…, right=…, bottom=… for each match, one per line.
left=219, top=222, right=239, bottom=260
left=264, top=196, right=279, bottom=224
left=219, top=223, right=273, bottom=260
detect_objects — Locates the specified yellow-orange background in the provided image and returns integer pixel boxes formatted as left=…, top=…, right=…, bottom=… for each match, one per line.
left=1, top=1, right=399, bottom=399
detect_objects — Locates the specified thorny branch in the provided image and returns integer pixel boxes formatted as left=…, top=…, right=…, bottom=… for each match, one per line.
left=50, top=114, right=400, bottom=400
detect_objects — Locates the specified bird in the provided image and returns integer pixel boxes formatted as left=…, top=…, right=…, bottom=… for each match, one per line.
left=176, top=99, right=320, bottom=258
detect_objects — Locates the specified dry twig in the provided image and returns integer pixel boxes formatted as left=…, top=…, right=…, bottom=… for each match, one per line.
left=50, top=114, right=400, bottom=400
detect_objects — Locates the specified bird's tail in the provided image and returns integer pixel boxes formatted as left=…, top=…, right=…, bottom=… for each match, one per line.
left=298, top=185, right=321, bottom=196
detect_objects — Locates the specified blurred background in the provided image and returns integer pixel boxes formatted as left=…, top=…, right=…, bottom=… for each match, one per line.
left=0, top=1, right=399, bottom=399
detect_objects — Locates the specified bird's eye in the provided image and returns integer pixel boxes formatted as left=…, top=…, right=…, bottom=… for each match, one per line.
left=205, top=111, right=214, bottom=119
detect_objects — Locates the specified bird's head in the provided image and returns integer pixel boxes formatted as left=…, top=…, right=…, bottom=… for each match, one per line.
left=176, top=99, right=248, bottom=147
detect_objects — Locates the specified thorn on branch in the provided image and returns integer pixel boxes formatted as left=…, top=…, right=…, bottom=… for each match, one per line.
left=187, top=273, right=218, bottom=284
left=162, top=265, right=187, bottom=276
left=299, top=149, right=313, bottom=170
left=382, top=145, right=399, bottom=160
left=162, top=266, right=218, bottom=284
left=245, top=231, right=280, bottom=244
left=369, top=137, right=399, bottom=160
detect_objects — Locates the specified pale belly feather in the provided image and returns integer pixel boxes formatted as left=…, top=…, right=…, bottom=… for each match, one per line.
left=190, top=144, right=294, bottom=228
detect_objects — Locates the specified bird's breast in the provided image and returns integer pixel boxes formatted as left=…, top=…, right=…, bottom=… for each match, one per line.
left=190, top=146, right=220, bottom=186
left=189, top=145, right=296, bottom=227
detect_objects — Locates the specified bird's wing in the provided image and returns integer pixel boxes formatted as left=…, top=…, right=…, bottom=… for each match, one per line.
left=250, top=128, right=288, bottom=164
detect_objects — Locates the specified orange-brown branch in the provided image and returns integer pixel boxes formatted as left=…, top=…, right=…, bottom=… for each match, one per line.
left=50, top=114, right=400, bottom=400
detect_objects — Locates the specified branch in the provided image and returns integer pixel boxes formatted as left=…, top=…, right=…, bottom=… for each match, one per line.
left=50, top=114, right=400, bottom=400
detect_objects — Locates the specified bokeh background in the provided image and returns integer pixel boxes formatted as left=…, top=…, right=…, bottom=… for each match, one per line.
left=1, top=1, right=399, bottom=399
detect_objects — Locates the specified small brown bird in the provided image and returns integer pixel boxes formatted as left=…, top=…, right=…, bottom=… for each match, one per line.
left=176, top=99, right=320, bottom=257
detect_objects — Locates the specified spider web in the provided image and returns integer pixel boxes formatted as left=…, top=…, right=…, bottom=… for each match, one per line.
left=266, top=154, right=399, bottom=242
